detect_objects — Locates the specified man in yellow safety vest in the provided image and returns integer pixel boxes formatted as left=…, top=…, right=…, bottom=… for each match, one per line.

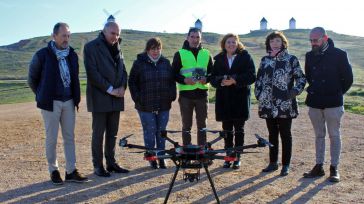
left=172, top=27, right=213, bottom=146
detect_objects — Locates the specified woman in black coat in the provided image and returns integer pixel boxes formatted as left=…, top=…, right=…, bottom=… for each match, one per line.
left=211, top=33, right=256, bottom=169
left=128, top=37, right=176, bottom=169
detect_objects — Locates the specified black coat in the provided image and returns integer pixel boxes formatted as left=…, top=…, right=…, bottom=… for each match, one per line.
left=83, top=33, right=128, bottom=112
left=28, top=41, right=80, bottom=111
left=128, top=53, right=176, bottom=112
left=305, top=38, right=353, bottom=109
left=210, top=50, right=256, bottom=121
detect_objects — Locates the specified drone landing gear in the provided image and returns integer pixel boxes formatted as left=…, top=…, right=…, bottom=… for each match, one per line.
left=164, top=162, right=220, bottom=204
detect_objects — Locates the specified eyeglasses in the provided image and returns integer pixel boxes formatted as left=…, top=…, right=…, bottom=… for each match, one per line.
left=309, top=37, right=322, bottom=43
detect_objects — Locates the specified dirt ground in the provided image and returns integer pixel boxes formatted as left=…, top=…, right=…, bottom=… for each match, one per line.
left=0, top=92, right=363, bottom=204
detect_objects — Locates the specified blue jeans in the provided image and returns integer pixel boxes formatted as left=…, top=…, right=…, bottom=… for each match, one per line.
left=138, top=110, right=169, bottom=153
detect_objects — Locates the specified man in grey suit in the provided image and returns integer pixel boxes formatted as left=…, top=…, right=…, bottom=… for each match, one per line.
left=84, top=21, right=129, bottom=177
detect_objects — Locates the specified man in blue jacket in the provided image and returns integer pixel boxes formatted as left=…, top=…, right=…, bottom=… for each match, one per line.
left=28, top=23, right=88, bottom=185
left=303, top=27, right=353, bottom=182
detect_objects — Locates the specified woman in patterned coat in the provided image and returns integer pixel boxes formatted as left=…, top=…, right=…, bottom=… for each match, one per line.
left=254, top=31, right=306, bottom=176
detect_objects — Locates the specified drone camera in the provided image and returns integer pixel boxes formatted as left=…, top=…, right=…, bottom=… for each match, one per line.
left=183, top=169, right=201, bottom=182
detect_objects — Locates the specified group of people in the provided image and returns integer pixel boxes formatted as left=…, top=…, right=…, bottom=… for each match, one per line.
left=28, top=21, right=353, bottom=185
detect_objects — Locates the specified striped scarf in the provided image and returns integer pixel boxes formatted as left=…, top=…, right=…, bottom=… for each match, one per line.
left=50, top=41, right=71, bottom=88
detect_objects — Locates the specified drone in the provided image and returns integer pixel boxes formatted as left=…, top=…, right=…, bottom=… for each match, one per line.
left=119, top=129, right=272, bottom=204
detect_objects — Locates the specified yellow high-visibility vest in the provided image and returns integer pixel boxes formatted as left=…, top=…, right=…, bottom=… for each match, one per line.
left=178, top=48, right=210, bottom=91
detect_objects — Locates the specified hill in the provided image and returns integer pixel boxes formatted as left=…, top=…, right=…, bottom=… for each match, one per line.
left=1, top=29, right=364, bottom=84
left=0, top=29, right=363, bottom=114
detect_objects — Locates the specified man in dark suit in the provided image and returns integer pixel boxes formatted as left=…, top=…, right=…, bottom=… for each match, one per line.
left=84, top=21, right=129, bottom=177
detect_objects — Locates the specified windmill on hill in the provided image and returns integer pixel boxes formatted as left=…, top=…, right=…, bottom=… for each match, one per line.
left=103, top=9, right=121, bottom=24
left=193, top=14, right=206, bottom=31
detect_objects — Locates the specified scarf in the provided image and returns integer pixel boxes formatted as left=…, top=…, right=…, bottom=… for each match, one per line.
left=51, top=41, right=71, bottom=88
left=147, top=53, right=161, bottom=65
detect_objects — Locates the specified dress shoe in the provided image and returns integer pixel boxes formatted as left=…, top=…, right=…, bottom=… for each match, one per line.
left=107, top=163, right=129, bottom=173
left=94, top=167, right=111, bottom=177
left=280, top=165, right=290, bottom=176
left=303, top=164, right=325, bottom=178
left=262, top=163, right=279, bottom=172
left=329, top=165, right=340, bottom=182
left=65, top=169, right=89, bottom=182
left=149, top=161, right=158, bottom=169
left=223, top=161, right=231, bottom=168
left=232, top=161, right=241, bottom=169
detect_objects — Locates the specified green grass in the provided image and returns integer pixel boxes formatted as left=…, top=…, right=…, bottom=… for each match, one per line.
left=0, top=80, right=87, bottom=105
left=0, top=80, right=34, bottom=104
left=1, top=29, right=364, bottom=114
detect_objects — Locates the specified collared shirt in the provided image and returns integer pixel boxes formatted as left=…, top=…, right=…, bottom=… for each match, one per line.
left=227, top=54, right=236, bottom=69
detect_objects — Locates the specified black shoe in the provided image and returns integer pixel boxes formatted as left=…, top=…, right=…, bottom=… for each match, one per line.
left=280, top=165, right=290, bottom=176
left=329, top=165, right=340, bottom=182
left=223, top=161, right=231, bottom=168
left=303, top=164, right=325, bottom=178
left=107, top=163, right=129, bottom=173
left=262, top=163, right=279, bottom=172
left=232, top=161, right=241, bottom=169
left=94, top=167, right=111, bottom=177
left=65, top=169, right=89, bottom=183
left=207, top=160, right=214, bottom=166
left=51, top=170, right=64, bottom=185
left=149, top=161, right=158, bottom=169
left=159, top=159, right=167, bottom=169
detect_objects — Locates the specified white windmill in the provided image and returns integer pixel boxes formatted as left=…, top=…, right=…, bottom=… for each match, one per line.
left=289, top=17, right=296, bottom=29
left=103, top=9, right=121, bottom=24
left=193, top=15, right=206, bottom=31
left=260, top=17, right=268, bottom=30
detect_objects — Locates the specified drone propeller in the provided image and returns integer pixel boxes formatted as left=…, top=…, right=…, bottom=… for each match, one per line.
left=121, top=134, right=133, bottom=140
left=163, top=130, right=190, bottom=134
left=255, top=134, right=273, bottom=147
left=200, top=128, right=221, bottom=134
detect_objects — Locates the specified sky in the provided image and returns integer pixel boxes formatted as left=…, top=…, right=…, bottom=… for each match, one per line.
left=0, top=0, right=363, bottom=46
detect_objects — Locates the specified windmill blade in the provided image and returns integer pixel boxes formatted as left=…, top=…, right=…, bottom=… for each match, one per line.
left=113, top=10, right=121, bottom=16
left=103, top=9, right=110, bottom=16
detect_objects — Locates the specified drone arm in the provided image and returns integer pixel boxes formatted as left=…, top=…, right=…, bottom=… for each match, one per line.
left=160, top=130, right=180, bottom=147
left=125, top=144, right=150, bottom=150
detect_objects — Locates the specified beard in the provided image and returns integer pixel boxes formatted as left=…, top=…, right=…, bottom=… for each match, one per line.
left=311, top=45, right=321, bottom=55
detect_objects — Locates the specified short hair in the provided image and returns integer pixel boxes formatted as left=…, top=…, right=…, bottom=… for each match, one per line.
left=220, top=33, right=245, bottom=52
left=187, top=27, right=201, bottom=36
left=265, top=31, right=289, bottom=53
left=103, top=21, right=119, bottom=32
left=145, top=37, right=162, bottom=51
left=53, top=22, right=69, bottom=35
left=310, top=27, right=327, bottom=37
